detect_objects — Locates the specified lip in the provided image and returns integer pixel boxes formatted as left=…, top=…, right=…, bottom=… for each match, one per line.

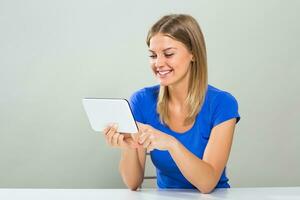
left=156, top=69, right=173, bottom=78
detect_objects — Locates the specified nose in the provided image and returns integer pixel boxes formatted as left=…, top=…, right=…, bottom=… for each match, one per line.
left=155, top=55, right=165, bottom=68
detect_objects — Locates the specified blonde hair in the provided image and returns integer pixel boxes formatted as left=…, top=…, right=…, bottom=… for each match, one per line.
left=146, top=14, right=208, bottom=126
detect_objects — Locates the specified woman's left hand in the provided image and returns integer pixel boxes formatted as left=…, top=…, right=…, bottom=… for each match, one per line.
left=137, top=122, right=177, bottom=152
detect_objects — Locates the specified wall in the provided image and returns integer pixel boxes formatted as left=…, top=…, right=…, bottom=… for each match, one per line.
left=0, top=0, right=299, bottom=188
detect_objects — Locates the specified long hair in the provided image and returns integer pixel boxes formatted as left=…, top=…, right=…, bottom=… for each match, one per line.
left=146, top=14, right=208, bottom=126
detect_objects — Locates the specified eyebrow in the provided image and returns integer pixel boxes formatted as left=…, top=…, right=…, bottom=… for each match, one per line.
left=148, top=47, right=177, bottom=53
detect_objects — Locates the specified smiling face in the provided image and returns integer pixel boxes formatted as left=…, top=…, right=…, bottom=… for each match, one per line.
left=148, top=33, right=194, bottom=87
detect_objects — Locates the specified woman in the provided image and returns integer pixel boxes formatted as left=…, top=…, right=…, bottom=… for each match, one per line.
left=103, top=14, right=240, bottom=194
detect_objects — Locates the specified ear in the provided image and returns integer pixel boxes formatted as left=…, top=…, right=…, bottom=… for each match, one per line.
left=190, top=54, right=195, bottom=62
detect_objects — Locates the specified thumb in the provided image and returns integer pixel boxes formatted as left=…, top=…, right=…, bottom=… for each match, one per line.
left=135, top=122, right=145, bottom=140
left=130, top=132, right=139, bottom=142
left=136, top=122, right=146, bottom=132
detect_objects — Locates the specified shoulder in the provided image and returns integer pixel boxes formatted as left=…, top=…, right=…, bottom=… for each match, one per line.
left=206, top=84, right=238, bottom=105
left=206, top=85, right=240, bottom=126
left=130, top=85, right=159, bottom=104
left=129, top=85, right=159, bottom=123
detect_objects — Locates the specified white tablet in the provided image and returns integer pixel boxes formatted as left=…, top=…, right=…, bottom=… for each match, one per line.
left=82, top=98, right=138, bottom=134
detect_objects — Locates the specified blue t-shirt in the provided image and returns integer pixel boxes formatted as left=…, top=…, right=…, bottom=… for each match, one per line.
left=129, top=84, right=240, bottom=189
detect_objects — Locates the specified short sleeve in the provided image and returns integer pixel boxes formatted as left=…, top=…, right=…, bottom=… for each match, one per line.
left=129, top=91, right=146, bottom=124
left=211, top=92, right=240, bottom=128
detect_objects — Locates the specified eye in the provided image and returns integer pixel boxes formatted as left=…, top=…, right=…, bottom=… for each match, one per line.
left=149, top=54, right=157, bottom=59
left=165, top=53, right=174, bottom=58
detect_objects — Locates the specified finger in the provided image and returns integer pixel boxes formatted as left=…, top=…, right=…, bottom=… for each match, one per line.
left=118, top=134, right=125, bottom=146
left=130, top=132, right=140, bottom=143
left=136, top=122, right=144, bottom=129
left=107, top=126, right=118, bottom=145
left=103, top=126, right=114, bottom=135
left=104, top=127, right=112, bottom=143
left=104, top=122, right=116, bottom=133
left=102, top=127, right=108, bottom=134
left=136, top=122, right=147, bottom=132
left=104, top=134, right=114, bottom=146
left=112, top=133, right=120, bottom=146
left=138, top=131, right=150, bottom=144
left=142, top=138, right=152, bottom=149
left=103, top=125, right=113, bottom=135
left=112, top=123, right=118, bottom=130
left=106, top=128, right=115, bottom=144
left=136, top=125, right=145, bottom=141
left=130, top=133, right=141, bottom=147
left=123, top=133, right=131, bottom=139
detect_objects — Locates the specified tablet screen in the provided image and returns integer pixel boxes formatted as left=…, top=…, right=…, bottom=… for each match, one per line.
left=82, top=98, right=138, bottom=134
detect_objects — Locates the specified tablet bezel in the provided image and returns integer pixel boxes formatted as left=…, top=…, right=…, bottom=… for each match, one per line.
left=82, top=98, right=138, bottom=134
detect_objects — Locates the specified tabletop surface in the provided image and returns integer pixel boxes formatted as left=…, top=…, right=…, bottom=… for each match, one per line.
left=0, top=187, right=300, bottom=200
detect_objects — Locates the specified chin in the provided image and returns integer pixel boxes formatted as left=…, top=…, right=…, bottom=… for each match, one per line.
left=158, top=79, right=173, bottom=87
left=159, top=82, right=169, bottom=87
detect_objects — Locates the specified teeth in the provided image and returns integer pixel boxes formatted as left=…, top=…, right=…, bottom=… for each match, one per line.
left=158, top=70, right=172, bottom=75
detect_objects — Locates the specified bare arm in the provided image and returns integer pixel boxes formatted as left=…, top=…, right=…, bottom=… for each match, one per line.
left=168, top=119, right=236, bottom=193
left=119, top=145, right=146, bottom=190
left=103, top=125, right=146, bottom=190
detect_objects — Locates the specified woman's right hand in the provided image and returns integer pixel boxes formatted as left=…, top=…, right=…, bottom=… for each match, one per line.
left=103, top=124, right=139, bottom=149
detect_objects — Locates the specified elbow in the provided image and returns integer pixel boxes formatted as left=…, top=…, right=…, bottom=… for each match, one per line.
left=126, top=182, right=142, bottom=191
left=199, top=186, right=214, bottom=194
left=128, top=186, right=139, bottom=191
left=196, top=165, right=219, bottom=193
left=120, top=175, right=142, bottom=191
left=119, top=167, right=143, bottom=191
left=195, top=183, right=216, bottom=194
left=123, top=175, right=143, bottom=191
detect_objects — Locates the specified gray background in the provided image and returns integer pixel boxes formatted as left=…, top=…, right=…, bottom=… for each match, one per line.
left=0, top=0, right=299, bottom=188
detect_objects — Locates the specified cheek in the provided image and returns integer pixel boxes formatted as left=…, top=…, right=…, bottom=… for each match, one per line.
left=171, top=57, right=187, bottom=69
left=178, top=54, right=192, bottom=67
left=149, top=60, right=155, bottom=67
left=150, top=64, right=157, bottom=74
left=150, top=62, right=155, bottom=70
left=149, top=59, right=156, bottom=67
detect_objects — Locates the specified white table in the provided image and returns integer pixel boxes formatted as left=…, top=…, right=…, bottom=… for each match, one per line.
left=0, top=187, right=300, bottom=200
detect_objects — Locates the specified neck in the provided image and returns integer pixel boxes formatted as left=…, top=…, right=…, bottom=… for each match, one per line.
left=168, top=71, right=190, bottom=107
